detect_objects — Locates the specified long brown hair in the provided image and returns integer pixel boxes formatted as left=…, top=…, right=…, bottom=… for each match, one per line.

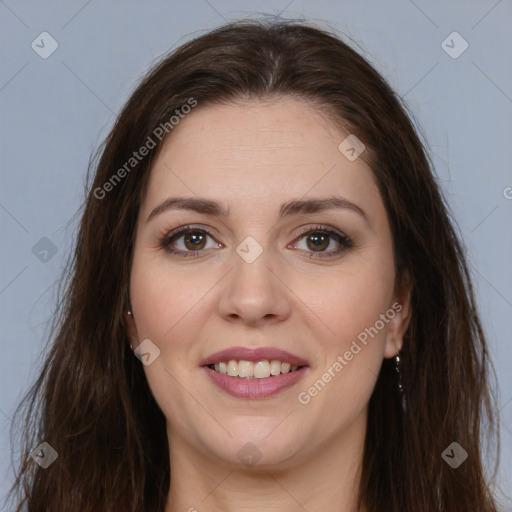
left=10, top=19, right=500, bottom=511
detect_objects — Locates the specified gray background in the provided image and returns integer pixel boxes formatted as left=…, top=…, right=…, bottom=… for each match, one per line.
left=1, top=0, right=511, bottom=509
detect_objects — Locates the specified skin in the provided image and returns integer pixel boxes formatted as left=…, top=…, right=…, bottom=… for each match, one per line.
left=126, top=97, right=412, bottom=512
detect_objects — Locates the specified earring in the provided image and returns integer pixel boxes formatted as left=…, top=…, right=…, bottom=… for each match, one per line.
left=127, top=311, right=133, bottom=350
left=395, top=352, right=407, bottom=413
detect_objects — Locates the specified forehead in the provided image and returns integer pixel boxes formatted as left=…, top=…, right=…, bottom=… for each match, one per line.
left=141, top=97, right=383, bottom=222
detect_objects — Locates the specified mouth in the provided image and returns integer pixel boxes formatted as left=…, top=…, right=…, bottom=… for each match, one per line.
left=200, top=346, right=310, bottom=399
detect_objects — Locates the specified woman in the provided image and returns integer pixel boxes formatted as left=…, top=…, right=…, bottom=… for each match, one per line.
left=11, top=19, right=500, bottom=512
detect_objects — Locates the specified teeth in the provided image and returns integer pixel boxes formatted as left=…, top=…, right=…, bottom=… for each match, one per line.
left=254, top=360, right=270, bottom=378
left=238, top=360, right=254, bottom=378
left=211, top=359, right=302, bottom=379
left=227, top=360, right=238, bottom=377
left=270, top=360, right=281, bottom=375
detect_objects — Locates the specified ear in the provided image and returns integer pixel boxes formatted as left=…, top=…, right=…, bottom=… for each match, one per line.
left=383, top=270, right=412, bottom=359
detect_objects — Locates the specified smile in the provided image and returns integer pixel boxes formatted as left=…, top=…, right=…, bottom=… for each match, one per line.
left=200, top=346, right=310, bottom=399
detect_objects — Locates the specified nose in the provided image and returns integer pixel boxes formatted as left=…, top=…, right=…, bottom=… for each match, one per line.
left=217, top=247, right=292, bottom=327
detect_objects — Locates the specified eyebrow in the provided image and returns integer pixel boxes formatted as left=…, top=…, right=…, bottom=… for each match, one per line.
left=146, top=195, right=371, bottom=227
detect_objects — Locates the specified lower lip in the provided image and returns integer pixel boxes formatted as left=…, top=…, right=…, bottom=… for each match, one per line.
left=203, top=366, right=308, bottom=399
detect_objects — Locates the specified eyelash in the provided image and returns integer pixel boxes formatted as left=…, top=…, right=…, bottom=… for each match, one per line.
left=159, top=224, right=353, bottom=259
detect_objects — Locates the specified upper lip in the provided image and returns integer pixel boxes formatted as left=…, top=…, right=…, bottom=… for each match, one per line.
left=200, top=346, right=310, bottom=367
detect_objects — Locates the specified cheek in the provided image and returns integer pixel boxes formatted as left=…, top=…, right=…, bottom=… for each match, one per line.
left=296, top=284, right=393, bottom=433
left=335, top=272, right=394, bottom=343
left=294, top=252, right=395, bottom=350
left=129, top=257, right=214, bottom=432
left=129, top=252, right=212, bottom=345
left=292, top=252, right=395, bottom=413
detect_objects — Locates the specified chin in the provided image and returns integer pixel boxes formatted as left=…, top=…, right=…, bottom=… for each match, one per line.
left=198, top=428, right=308, bottom=470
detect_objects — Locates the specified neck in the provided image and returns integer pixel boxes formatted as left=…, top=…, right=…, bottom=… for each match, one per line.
left=165, top=412, right=367, bottom=512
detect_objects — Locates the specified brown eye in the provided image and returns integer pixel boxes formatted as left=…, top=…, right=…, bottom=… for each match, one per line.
left=183, top=231, right=207, bottom=250
left=161, top=225, right=222, bottom=257
left=290, top=225, right=353, bottom=259
left=306, top=233, right=329, bottom=251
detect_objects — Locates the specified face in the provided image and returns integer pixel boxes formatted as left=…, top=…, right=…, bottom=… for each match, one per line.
left=127, top=97, right=411, bottom=469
